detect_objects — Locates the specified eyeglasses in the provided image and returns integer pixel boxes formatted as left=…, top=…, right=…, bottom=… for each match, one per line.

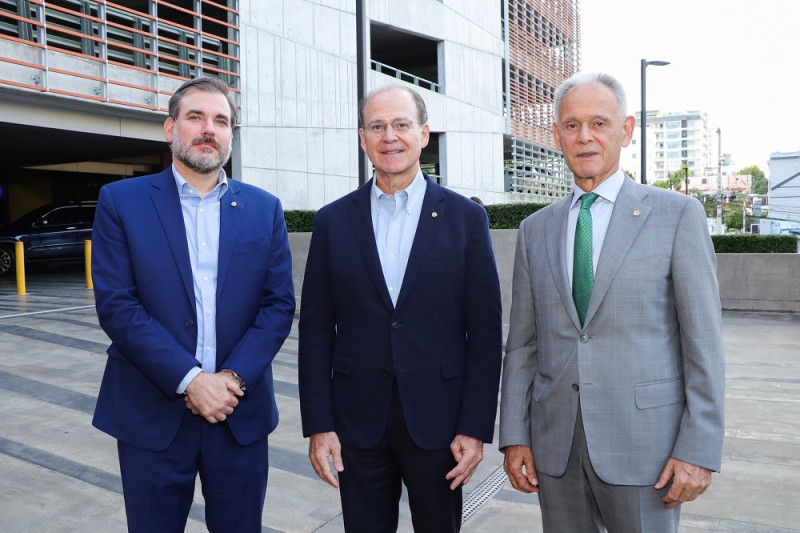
left=362, top=120, right=415, bottom=137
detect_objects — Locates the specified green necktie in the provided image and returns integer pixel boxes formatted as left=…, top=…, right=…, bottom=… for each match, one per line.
left=573, top=192, right=599, bottom=326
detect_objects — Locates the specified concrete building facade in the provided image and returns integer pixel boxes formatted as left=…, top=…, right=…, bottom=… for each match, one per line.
left=0, top=0, right=579, bottom=218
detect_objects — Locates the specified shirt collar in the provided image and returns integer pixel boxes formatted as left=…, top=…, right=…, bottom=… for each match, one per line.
left=371, top=170, right=427, bottom=215
left=172, top=164, right=229, bottom=200
left=570, top=168, right=626, bottom=209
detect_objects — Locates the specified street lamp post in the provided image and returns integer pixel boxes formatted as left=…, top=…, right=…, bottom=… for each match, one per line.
left=716, top=127, right=723, bottom=234
left=640, top=59, right=670, bottom=185
left=683, top=165, right=689, bottom=196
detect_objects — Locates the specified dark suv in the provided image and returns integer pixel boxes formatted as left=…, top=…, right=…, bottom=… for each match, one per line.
left=0, top=201, right=97, bottom=276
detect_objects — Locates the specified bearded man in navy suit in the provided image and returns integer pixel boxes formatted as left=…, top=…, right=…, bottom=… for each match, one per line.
left=92, top=77, right=295, bottom=532
left=298, top=85, right=503, bottom=532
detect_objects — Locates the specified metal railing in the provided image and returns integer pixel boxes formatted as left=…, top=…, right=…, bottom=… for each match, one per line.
left=371, top=59, right=441, bottom=94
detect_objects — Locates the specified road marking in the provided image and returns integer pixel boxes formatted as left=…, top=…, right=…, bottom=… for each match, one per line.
left=0, top=305, right=95, bottom=320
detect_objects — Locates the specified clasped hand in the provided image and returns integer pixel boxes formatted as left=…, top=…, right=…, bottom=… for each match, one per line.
left=184, top=371, right=244, bottom=423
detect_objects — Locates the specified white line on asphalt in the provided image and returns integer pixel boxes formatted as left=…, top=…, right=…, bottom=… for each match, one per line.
left=0, top=305, right=96, bottom=320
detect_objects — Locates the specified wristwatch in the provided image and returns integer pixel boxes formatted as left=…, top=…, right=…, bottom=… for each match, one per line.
left=220, top=369, right=247, bottom=395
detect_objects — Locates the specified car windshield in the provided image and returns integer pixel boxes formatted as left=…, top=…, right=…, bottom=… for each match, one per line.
left=11, top=206, right=54, bottom=226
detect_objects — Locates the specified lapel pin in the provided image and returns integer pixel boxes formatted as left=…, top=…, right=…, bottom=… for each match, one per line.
left=432, top=211, right=438, bottom=218
left=231, top=201, right=238, bottom=207
left=633, top=210, right=640, bottom=216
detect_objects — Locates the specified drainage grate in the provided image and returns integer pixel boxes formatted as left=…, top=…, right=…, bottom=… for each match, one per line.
left=462, top=465, right=509, bottom=523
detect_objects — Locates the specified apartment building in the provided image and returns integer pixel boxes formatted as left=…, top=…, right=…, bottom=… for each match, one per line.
left=0, top=0, right=579, bottom=219
left=624, top=110, right=712, bottom=187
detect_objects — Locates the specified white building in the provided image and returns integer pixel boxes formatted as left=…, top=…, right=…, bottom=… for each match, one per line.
left=761, top=151, right=800, bottom=235
left=623, top=110, right=712, bottom=187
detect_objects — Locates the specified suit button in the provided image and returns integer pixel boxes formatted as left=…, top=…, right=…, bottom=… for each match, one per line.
left=572, top=384, right=579, bottom=392
left=383, top=368, right=393, bottom=377
left=184, top=319, right=194, bottom=327
left=391, top=322, right=400, bottom=330
left=580, top=334, right=589, bottom=343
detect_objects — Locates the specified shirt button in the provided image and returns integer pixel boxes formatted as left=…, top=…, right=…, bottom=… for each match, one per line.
left=580, top=334, right=589, bottom=343
left=203, top=276, right=208, bottom=281
left=200, top=208, right=204, bottom=213
left=388, top=287, right=394, bottom=293
left=201, top=242, right=206, bottom=247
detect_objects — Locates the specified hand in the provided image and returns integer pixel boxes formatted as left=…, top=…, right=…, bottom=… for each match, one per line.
left=309, top=431, right=344, bottom=488
left=655, top=457, right=713, bottom=509
left=184, top=371, right=244, bottom=423
left=503, top=445, right=539, bottom=493
left=445, top=435, right=484, bottom=490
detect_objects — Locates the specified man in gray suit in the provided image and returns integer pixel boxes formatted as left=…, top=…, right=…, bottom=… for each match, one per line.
left=499, top=72, right=725, bottom=532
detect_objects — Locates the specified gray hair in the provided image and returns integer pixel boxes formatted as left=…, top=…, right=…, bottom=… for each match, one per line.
left=553, top=72, right=627, bottom=122
left=358, top=85, right=428, bottom=128
left=168, top=77, right=239, bottom=125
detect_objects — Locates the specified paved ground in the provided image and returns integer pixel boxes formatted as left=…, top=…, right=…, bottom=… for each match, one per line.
left=0, top=264, right=798, bottom=532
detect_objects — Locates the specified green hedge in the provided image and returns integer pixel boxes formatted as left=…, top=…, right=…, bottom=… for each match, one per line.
left=284, top=202, right=547, bottom=232
left=283, top=210, right=316, bottom=233
left=711, top=234, right=797, bottom=253
left=285, top=206, right=797, bottom=254
left=484, top=203, right=548, bottom=229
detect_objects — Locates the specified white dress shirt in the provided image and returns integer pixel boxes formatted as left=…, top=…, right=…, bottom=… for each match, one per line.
left=370, top=171, right=427, bottom=306
left=172, top=165, right=228, bottom=393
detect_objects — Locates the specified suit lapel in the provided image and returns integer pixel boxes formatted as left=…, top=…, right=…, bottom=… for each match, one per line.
left=546, top=197, right=582, bottom=329
left=395, top=177, right=445, bottom=311
left=217, top=181, right=244, bottom=298
left=149, top=170, right=195, bottom=307
left=349, top=180, right=395, bottom=312
left=584, top=179, right=651, bottom=326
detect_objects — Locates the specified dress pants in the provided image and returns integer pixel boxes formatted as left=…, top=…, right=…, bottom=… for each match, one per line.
left=536, top=403, right=680, bottom=533
left=338, top=381, right=462, bottom=533
left=117, top=410, right=269, bottom=533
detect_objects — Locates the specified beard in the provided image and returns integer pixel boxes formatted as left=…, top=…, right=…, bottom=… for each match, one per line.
left=170, top=131, right=232, bottom=175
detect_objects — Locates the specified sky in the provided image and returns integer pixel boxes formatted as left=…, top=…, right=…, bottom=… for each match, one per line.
left=580, top=0, right=800, bottom=177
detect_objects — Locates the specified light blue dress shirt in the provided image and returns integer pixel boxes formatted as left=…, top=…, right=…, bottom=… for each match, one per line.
left=370, top=171, right=427, bottom=306
left=566, top=168, right=626, bottom=285
left=172, top=165, right=228, bottom=393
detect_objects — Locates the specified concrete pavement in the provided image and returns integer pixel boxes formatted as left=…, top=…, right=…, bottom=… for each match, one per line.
left=0, top=265, right=798, bottom=532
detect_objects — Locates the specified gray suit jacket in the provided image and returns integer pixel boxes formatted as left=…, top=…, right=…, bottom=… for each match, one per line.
left=499, top=177, right=725, bottom=485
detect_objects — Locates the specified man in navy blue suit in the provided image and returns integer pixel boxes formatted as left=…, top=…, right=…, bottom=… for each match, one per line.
left=298, top=85, right=503, bottom=532
left=91, top=77, right=295, bottom=532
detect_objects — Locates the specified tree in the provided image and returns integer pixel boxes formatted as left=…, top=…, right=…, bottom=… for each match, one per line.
left=653, top=169, right=684, bottom=191
left=738, top=165, right=768, bottom=195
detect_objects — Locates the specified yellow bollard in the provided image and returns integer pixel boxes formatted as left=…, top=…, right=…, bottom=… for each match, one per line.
left=84, top=239, right=93, bottom=289
left=15, top=241, right=26, bottom=295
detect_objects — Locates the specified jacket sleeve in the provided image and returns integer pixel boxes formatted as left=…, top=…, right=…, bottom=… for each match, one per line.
left=219, top=198, right=296, bottom=392
left=92, top=185, right=199, bottom=397
left=499, top=219, right=539, bottom=450
left=670, top=198, right=726, bottom=471
left=297, top=208, right=338, bottom=436
left=456, top=206, right=503, bottom=443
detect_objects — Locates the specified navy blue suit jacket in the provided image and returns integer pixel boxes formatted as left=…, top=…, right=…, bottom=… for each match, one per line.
left=92, top=168, right=295, bottom=451
left=298, top=176, right=502, bottom=450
